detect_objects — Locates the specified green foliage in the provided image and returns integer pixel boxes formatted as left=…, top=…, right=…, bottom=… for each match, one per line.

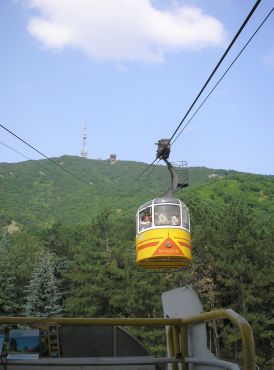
left=0, top=156, right=246, bottom=228
left=0, top=228, right=38, bottom=315
left=2, top=227, right=11, bottom=250
left=0, top=156, right=273, bottom=367
left=0, top=229, right=18, bottom=315
left=24, top=250, right=63, bottom=317
left=181, top=194, right=274, bottom=368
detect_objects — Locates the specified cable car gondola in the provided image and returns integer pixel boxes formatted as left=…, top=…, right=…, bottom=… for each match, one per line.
left=136, top=139, right=192, bottom=270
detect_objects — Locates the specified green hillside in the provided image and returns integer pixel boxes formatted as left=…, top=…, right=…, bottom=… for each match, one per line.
left=0, top=156, right=273, bottom=368
left=1, top=156, right=166, bottom=227
left=1, top=155, right=266, bottom=227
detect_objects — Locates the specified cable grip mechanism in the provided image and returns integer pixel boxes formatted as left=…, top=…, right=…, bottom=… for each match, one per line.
left=156, top=139, right=171, bottom=160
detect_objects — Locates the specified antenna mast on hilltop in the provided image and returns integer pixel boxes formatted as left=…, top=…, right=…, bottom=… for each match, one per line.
left=81, top=123, right=88, bottom=158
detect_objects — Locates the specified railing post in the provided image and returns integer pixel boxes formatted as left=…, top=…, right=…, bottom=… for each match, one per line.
left=167, top=326, right=178, bottom=370
left=180, top=323, right=189, bottom=370
left=233, top=312, right=256, bottom=370
left=167, top=327, right=174, bottom=358
left=0, top=313, right=255, bottom=369
left=172, top=326, right=181, bottom=370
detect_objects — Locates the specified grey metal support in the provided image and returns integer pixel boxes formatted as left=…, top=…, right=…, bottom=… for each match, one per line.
left=180, top=324, right=189, bottom=370
left=162, top=287, right=255, bottom=370
left=0, top=289, right=255, bottom=370
left=185, top=357, right=240, bottom=370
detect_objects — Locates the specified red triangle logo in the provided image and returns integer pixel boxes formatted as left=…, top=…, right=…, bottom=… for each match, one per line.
left=153, top=237, right=183, bottom=256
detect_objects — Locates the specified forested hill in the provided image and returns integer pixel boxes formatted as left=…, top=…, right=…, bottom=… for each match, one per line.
left=1, top=156, right=274, bottom=368
left=0, top=155, right=273, bottom=228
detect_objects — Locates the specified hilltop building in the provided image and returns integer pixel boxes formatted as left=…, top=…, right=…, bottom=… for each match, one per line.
left=110, top=154, right=116, bottom=164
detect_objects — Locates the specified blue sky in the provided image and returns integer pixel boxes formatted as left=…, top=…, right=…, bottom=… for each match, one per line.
left=0, top=0, right=273, bottom=175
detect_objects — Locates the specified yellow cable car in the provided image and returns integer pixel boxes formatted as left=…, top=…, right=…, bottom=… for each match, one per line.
left=136, top=197, right=192, bottom=269
left=135, top=139, right=192, bottom=270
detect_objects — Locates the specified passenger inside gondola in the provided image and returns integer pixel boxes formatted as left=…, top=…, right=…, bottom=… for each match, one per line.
left=139, top=209, right=152, bottom=231
left=171, top=210, right=180, bottom=225
left=154, top=204, right=181, bottom=226
left=157, top=211, right=169, bottom=225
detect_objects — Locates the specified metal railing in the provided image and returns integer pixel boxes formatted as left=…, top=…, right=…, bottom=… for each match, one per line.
left=0, top=308, right=255, bottom=370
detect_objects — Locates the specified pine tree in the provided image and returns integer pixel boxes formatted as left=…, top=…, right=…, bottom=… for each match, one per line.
left=24, top=250, right=62, bottom=317
left=0, top=227, right=18, bottom=315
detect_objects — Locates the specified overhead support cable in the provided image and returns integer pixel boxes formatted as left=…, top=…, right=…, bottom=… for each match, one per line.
left=0, top=1, right=267, bottom=191
left=168, top=0, right=262, bottom=144
left=147, top=159, right=161, bottom=177
left=0, top=140, right=66, bottom=176
left=0, top=123, right=91, bottom=186
left=128, top=158, right=159, bottom=187
left=0, top=140, right=33, bottom=162
left=130, top=0, right=263, bottom=187
left=171, top=6, right=274, bottom=146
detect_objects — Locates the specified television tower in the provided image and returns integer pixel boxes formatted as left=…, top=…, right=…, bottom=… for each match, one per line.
left=81, top=124, right=88, bottom=158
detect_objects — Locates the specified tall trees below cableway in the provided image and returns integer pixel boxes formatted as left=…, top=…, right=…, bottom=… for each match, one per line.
left=0, top=197, right=273, bottom=368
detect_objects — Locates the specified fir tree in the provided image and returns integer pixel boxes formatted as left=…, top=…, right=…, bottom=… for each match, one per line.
left=0, top=227, right=18, bottom=315
left=24, top=250, right=62, bottom=317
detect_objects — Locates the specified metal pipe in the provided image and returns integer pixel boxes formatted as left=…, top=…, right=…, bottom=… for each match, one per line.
left=5, top=356, right=182, bottom=366
left=0, top=317, right=181, bottom=326
left=0, top=308, right=255, bottom=370
left=181, top=309, right=255, bottom=370
left=168, top=327, right=177, bottom=370
left=180, top=324, right=189, bottom=370
left=172, top=326, right=180, bottom=370
left=185, top=357, right=240, bottom=370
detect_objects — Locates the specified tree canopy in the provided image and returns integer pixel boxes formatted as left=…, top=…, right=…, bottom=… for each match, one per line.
left=0, top=157, right=273, bottom=368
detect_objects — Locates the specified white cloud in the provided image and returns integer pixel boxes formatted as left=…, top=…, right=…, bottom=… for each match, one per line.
left=25, top=0, right=226, bottom=63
